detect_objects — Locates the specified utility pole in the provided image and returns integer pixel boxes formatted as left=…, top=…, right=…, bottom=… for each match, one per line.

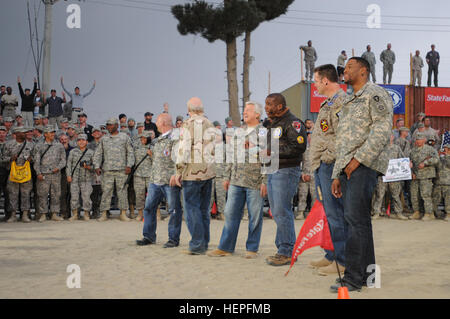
left=41, top=0, right=59, bottom=95
left=268, top=71, right=271, bottom=95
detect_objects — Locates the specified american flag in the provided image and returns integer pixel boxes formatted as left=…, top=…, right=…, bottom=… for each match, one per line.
left=442, top=130, right=450, bottom=148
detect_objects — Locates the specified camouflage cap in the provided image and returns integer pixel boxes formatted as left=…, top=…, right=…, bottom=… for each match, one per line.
left=0, top=126, right=6, bottom=131
left=417, top=112, right=426, bottom=117
left=61, top=118, right=69, bottom=123
left=176, top=115, right=183, bottom=121
left=417, top=123, right=425, bottom=128
left=415, top=132, right=427, bottom=140
left=24, top=126, right=33, bottom=132
left=128, top=118, right=136, bottom=123
left=4, top=117, right=14, bottom=122
left=92, top=127, right=101, bottom=133
left=137, top=132, right=148, bottom=138
left=225, top=116, right=232, bottom=123
left=213, top=121, right=220, bottom=127
left=43, top=125, right=57, bottom=133
left=106, top=117, right=119, bottom=125
left=33, top=114, right=43, bottom=120
left=67, top=124, right=75, bottom=130
left=399, top=127, right=410, bottom=132
left=13, top=126, right=27, bottom=133
left=77, top=133, right=88, bottom=141
left=16, top=114, right=23, bottom=118
left=427, top=135, right=436, bottom=142
left=34, top=125, right=44, bottom=132
left=136, top=122, right=144, bottom=128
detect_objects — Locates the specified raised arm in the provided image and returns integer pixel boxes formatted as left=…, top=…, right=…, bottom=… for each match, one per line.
left=83, top=80, right=96, bottom=98
left=60, top=76, right=72, bottom=97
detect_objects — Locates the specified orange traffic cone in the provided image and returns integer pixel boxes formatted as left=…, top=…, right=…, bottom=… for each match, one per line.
left=337, top=286, right=350, bottom=299
left=211, top=202, right=217, bottom=215
left=268, top=208, right=273, bottom=219
left=386, top=203, right=391, bottom=217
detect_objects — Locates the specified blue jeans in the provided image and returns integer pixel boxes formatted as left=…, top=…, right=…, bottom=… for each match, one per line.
left=314, top=162, right=347, bottom=266
left=267, top=166, right=301, bottom=256
left=218, top=185, right=264, bottom=253
left=182, top=179, right=213, bottom=253
left=142, top=183, right=183, bottom=244
left=340, top=165, right=378, bottom=289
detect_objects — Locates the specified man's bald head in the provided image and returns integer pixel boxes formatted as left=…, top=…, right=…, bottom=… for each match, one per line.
left=187, top=97, right=204, bottom=114
left=156, top=113, right=173, bottom=134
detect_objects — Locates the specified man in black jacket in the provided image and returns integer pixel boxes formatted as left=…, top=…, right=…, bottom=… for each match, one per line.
left=264, top=93, right=307, bottom=266
left=144, top=112, right=159, bottom=138
left=17, top=76, right=37, bottom=127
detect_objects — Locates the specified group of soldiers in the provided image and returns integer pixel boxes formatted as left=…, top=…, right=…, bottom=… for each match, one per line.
left=300, top=41, right=441, bottom=86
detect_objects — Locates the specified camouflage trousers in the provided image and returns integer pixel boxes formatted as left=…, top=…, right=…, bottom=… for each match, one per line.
left=433, top=185, right=449, bottom=214
left=372, top=176, right=403, bottom=214
left=70, top=180, right=93, bottom=211
left=100, top=170, right=128, bottom=212
left=7, top=179, right=33, bottom=212
left=37, top=172, right=61, bottom=214
left=298, top=178, right=316, bottom=212
left=209, top=177, right=227, bottom=213
left=410, top=178, right=433, bottom=213
left=305, top=61, right=315, bottom=81
left=383, top=63, right=393, bottom=84
left=369, top=66, right=376, bottom=83
left=134, top=176, right=151, bottom=210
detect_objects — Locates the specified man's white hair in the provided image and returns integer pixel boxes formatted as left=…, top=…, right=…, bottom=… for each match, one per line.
left=245, top=101, right=263, bottom=117
left=187, top=97, right=204, bottom=114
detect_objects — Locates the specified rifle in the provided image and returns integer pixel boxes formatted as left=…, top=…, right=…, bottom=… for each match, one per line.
left=121, top=151, right=150, bottom=191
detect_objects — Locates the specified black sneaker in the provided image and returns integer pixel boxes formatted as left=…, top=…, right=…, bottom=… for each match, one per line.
left=335, top=278, right=368, bottom=287
left=136, top=238, right=155, bottom=246
left=163, top=240, right=179, bottom=248
left=330, top=282, right=361, bottom=293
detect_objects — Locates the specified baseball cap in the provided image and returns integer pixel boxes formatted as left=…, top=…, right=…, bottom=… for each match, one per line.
left=77, top=134, right=88, bottom=140
left=144, top=112, right=154, bottom=116
left=106, top=117, right=119, bottom=125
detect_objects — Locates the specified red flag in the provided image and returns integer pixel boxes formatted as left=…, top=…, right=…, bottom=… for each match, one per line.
left=285, top=200, right=334, bottom=276
left=385, top=203, right=391, bottom=217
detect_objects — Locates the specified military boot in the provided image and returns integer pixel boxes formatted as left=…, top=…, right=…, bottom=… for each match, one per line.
left=391, top=212, right=409, bottom=220
left=372, top=212, right=382, bottom=220
left=6, top=212, right=17, bottom=223
left=216, top=212, right=224, bottom=220
left=97, top=211, right=108, bottom=222
left=68, top=210, right=79, bottom=221
left=119, top=210, right=131, bottom=222
left=82, top=211, right=90, bottom=221
left=410, top=211, right=422, bottom=220
left=135, top=210, right=143, bottom=222
left=51, top=213, right=63, bottom=221
left=37, top=213, right=47, bottom=222
left=22, top=211, right=31, bottom=223
left=129, top=205, right=136, bottom=219
left=422, top=212, right=435, bottom=221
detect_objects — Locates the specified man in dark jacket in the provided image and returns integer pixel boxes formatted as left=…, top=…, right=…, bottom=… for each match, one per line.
left=264, top=93, right=307, bottom=266
left=43, top=89, right=66, bottom=128
left=144, top=112, right=159, bottom=138
left=17, top=76, right=37, bottom=127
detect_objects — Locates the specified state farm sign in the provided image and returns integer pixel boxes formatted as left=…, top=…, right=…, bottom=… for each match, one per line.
left=425, top=87, right=450, bottom=117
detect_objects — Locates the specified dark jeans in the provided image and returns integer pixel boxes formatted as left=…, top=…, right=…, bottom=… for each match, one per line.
left=340, top=165, right=378, bottom=289
left=427, top=65, right=438, bottom=87
left=142, top=183, right=183, bottom=244
left=182, top=179, right=213, bottom=253
left=314, top=162, right=347, bottom=266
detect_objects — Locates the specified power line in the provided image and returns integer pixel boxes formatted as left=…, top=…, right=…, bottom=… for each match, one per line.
left=89, top=0, right=171, bottom=13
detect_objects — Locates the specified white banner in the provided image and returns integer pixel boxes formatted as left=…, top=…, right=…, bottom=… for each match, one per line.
left=382, top=158, right=412, bottom=182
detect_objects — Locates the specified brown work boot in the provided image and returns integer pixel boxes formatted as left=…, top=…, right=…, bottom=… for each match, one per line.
left=207, top=249, right=232, bottom=257
left=135, top=210, right=143, bottom=222
left=6, top=213, right=17, bottom=223
left=97, top=211, right=108, bottom=222
left=119, top=210, right=131, bottom=222
left=422, top=212, right=435, bottom=221
left=82, top=211, right=90, bottom=221
left=51, top=213, right=63, bottom=221
left=309, top=257, right=333, bottom=269
left=410, top=211, right=422, bottom=220
left=129, top=205, right=136, bottom=219
left=68, top=210, right=79, bottom=221
left=22, top=211, right=31, bottom=223
left=265, top=253, right=291, bottom=266
left=215, top=212, right=224, bottom=220
left=318, top=262, right=345, bottom=276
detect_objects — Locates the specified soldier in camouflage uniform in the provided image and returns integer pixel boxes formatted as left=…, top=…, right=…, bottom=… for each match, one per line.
left=380, top=43, right=396, bottom=84
left=330, top=57, right=393, bottom=292
left=432, top=144, right=449, bottom=220
left=133, top=131, right=153, bottom=222
left=136, top=113, right=183, bottom=248
left=409, top=132, right=439, bottom=221
left=394, top=127, right=411, bottom=157
left=208, top=102, right=267, bottom=258
left=361, top=45, right=377, bottom=83
left=34, top=125, right=67, bottom=222
left=88, top=127, right=102, bottom=218
left=66, top=134, right=95, bottom=221
left=300, top=40, right=318, bottom=82
left=372, top=134, right=408, bottom=220
left=297, top=133, right=316, bottom=219
left=93, top=117, right=135, bottom=222
left=2, top=127, right=34, bottom=222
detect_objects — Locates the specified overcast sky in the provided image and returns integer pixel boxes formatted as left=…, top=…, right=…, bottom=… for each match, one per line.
left=1, top=0, right=449, bottom=126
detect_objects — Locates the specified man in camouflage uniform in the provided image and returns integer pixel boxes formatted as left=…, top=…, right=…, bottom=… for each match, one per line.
left=208, top=101, right=267, bottom=258
left=372, top=134, right=408, bottom=220
left=411, top=122, right=426, bottom=144
left=2, top=127, right=34, bottom=222
left=93, top=117, right=135, bottom=222
left=133, top=131, right=153, bottom=222
left=412, top=50, right=424, bottom=87
left=361, top=45, right=377, bottom=83
left=300, top=40, right=318, bottom=82
left=88, top=127, right=103, bottom=219
left=394, top=127, right=411, bottom=157
left=66, top=134, right=95, bottom=221
left=34, top=125, right=67, bottom=222
left=297, top=132, right=316, bottom=219
left=330, top=57, right=393, bottom=292
left=409, top=132, right=439, bottom=221
left=136, top=113, right=183, bottom=248
left=433, top=144, right=449, bottom=220
left=380, top=43, right=396, bottom=84
left=309, top=64, right=347, bottom=276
